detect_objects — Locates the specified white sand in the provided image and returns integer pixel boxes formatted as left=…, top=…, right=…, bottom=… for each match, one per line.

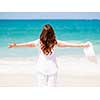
left=0, top=56, right=100, bottom=87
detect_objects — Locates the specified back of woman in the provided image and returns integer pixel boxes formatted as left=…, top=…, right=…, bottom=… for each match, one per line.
left=36, top=24, right=58, bottom=76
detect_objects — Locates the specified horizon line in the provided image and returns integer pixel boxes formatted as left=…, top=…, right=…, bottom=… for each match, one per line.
left=0, top=18, right=100, bottom=20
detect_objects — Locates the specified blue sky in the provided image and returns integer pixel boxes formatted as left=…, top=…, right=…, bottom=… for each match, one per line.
left=0, top=12, right=100, bottom=19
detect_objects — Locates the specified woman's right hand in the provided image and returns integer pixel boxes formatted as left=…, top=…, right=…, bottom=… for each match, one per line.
left=8, top=43, right=16, bottom=48
left=83, top=43, right=90, bottom=48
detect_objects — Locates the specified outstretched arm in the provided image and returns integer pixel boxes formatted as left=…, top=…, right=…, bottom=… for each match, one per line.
left=57, top=40, right=89, bottom=48
left=8, top=39, right=39, bottom=48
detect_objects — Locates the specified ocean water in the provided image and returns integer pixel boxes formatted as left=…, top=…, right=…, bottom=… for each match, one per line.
left=0, top=19, right=100, bottom=58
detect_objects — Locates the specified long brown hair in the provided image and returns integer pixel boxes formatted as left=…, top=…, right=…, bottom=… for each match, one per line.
left=40, top=24, right=57, bottom=55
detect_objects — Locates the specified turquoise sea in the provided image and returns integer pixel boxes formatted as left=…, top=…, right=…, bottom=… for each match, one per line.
left=0, top=19, right=100, bottom=58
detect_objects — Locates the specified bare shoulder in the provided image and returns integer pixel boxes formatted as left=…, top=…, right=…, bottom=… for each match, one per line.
left=32, top=39, right=40, bottom=45
left=57, top=40, right=62, bottom=47
left=56, top=40, right=70, bottom=47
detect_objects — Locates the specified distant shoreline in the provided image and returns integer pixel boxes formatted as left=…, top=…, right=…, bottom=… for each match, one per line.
left=0, top=19, right=100, bottom=20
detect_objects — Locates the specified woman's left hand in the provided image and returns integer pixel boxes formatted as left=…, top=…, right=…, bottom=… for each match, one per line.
left=8, top=43, right=16, bottom=48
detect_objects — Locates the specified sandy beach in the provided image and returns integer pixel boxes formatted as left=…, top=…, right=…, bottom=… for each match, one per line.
left=0, top=56, right=100, bottom=87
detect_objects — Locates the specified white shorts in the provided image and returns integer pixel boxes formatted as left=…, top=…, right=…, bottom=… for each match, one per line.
left=37, top=72, right=57, bottom=87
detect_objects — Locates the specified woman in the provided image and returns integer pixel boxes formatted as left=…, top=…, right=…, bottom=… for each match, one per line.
left=8, top=24, right=89, bottom=87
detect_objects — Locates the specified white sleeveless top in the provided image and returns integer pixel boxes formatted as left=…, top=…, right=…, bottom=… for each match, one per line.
left=33, top=39, right=58, bottom=75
